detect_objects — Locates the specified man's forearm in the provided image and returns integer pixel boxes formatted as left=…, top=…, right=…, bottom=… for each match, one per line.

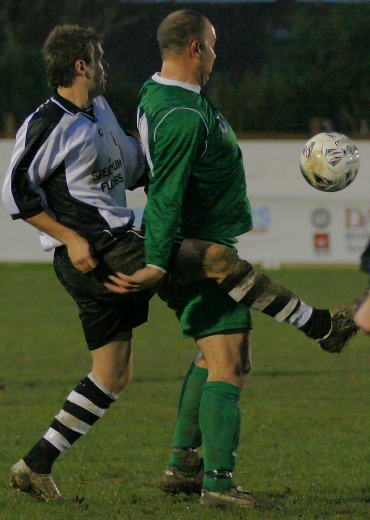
left=26, top=211, right=97, bottom=272
left=26, top=211, right=80, bottom=247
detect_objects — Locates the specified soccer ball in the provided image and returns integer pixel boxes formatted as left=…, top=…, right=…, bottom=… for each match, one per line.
left=299, top=132, right=360, bottom=192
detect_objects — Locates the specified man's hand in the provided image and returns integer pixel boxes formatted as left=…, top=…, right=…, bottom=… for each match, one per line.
left=104, top=266, right=165, bottom=294
left=26, top=211, right=97, bottom=273
left=66, top=235, right=97, bottom=273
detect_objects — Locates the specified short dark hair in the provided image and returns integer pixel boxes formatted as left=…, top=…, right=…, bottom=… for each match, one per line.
left=157, top=10, right=208, bottom=57
left=43, top=24, right=101, bottom=91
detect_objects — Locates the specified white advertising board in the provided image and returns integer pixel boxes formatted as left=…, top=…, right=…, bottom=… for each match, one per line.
left=1, top=138, right=370, bottom=266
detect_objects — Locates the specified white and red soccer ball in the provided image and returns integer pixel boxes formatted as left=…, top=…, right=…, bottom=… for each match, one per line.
left=300, top=132, right=360, bottom=192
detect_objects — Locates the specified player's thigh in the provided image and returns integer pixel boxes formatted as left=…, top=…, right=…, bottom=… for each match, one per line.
left=53, top=245, right=149, bottom=350
left=196, top=330, right=251, bottom=388
left=172, top=239, right=214, bottom=283
left=173, top=239, right=239, bottom=285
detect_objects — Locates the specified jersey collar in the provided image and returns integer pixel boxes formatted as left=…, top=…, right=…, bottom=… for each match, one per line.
left=152, top=73, right=201, bottom=94
left=51, top=92, right=96, bottom=121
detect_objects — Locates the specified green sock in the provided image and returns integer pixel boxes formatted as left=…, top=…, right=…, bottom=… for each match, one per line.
left=200, top=381, right=241, bottom=492
left=170, top=363, right=208, bottom=471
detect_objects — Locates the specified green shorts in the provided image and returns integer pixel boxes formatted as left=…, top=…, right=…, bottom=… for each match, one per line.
left=160, top=279, right=252, bottom=339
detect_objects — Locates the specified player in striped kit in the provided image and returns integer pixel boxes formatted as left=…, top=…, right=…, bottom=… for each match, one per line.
left=2, top=24, right=152, bottom=502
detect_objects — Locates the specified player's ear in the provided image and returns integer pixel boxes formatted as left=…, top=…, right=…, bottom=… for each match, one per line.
left=190, top=40, right=201, bottom=58
left=75, top=59, right=86, bottom=75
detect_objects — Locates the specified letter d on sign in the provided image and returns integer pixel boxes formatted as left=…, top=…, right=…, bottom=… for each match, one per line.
left=346, top=207, right=365, bottom=228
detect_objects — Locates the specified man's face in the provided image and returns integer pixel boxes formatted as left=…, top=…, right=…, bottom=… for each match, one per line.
left=198, top=22, right=216, bottom=87
left=86, top=43, right=109, bottom=98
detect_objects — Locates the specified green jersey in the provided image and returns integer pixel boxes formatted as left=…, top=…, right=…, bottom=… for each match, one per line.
left=138, top=74, right=253, bottom=270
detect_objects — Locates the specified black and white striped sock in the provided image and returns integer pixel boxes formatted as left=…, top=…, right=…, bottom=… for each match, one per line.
left=24, top=373, right=117, bottom=474
left=219, top=261, right=303, bottom=321
left=219, top=260, right=332, bottom=338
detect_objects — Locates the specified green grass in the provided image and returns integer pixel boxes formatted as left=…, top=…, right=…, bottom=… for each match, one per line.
left=0, top=263, right=369, bottom=519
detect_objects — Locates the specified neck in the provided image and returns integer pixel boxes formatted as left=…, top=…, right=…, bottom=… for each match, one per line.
left=57, top=86, right=91, bottom=109
left=160, top=59, right=200, bottom=87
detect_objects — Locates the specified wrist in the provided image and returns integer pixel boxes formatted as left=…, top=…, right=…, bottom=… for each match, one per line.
left=146, top=264, right=167, bottom=274
left=61, top=229, right=83, bottom=247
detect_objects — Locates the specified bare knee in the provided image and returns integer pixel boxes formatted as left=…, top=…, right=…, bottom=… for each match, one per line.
left=203, top=244, right=240, bottom=281
left=93, top=361, right=132, bottom=394
left=109, top=361, right=133, bottom=393
left=91, top=340, right=133, bottom=394
left=196, top=330, right=252, bottom=388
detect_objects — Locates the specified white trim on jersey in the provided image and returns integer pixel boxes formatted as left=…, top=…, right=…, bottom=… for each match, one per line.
left=51, top=97, right=78, bottom=117
left=146, top=264, right=167, bottom=274
left=153, top=107, right=209, bottom=144
left=152, top=72, right=201, bottom=94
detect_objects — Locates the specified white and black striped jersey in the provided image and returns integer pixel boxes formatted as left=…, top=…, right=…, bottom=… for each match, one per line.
left=2, top=93, right=147, bottom=251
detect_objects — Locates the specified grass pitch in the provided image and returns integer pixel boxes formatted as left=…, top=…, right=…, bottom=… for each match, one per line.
left=0, top=263, right=369, bottom=519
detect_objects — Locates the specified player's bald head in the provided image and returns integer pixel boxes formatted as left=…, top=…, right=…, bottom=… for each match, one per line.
left=157, top=10, right=209, bottom=57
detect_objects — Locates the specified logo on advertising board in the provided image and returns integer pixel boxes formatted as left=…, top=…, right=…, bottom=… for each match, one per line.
left=344, top=207, right=370, bottom=251
left=314, top=233, right=330, bottom=252
left=311, top=209, right=331, bottom=255
left=311, top=208, right=331, bottom=229
left=251, top=206, right=271, bottom=232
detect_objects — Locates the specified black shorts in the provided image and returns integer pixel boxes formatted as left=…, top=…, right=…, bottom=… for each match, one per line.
left=53, top=230, right=150, bottom=350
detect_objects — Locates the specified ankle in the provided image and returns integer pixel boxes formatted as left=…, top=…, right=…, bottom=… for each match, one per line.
left=203, top=470, right=236, bottom=492
left=299, top=309, right=331, bottom=339
left=170, top=447, right=199, bottom=472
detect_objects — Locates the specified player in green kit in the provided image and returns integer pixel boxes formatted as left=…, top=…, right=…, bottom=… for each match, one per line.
left=108, top=10, right=355, bottom=355
left=137, top=81, right=252, bottom=267
left=106, top=10, right=358, bottom=509
left=134, top=12, right=278, bottom=509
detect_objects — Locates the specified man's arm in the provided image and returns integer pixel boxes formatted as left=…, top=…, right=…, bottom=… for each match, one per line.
left=143, top=111, right=204, bottom=270
left=2, top=138, right=96, bottom=272
left=26, top=211, right=97, bottom=272
left=104, top=266, right=164, bottom=292
left=105, top=109, right=206, bottom=293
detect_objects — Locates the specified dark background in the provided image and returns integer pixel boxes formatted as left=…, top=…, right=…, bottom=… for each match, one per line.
left=1, top=0, right=370, bottom=137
